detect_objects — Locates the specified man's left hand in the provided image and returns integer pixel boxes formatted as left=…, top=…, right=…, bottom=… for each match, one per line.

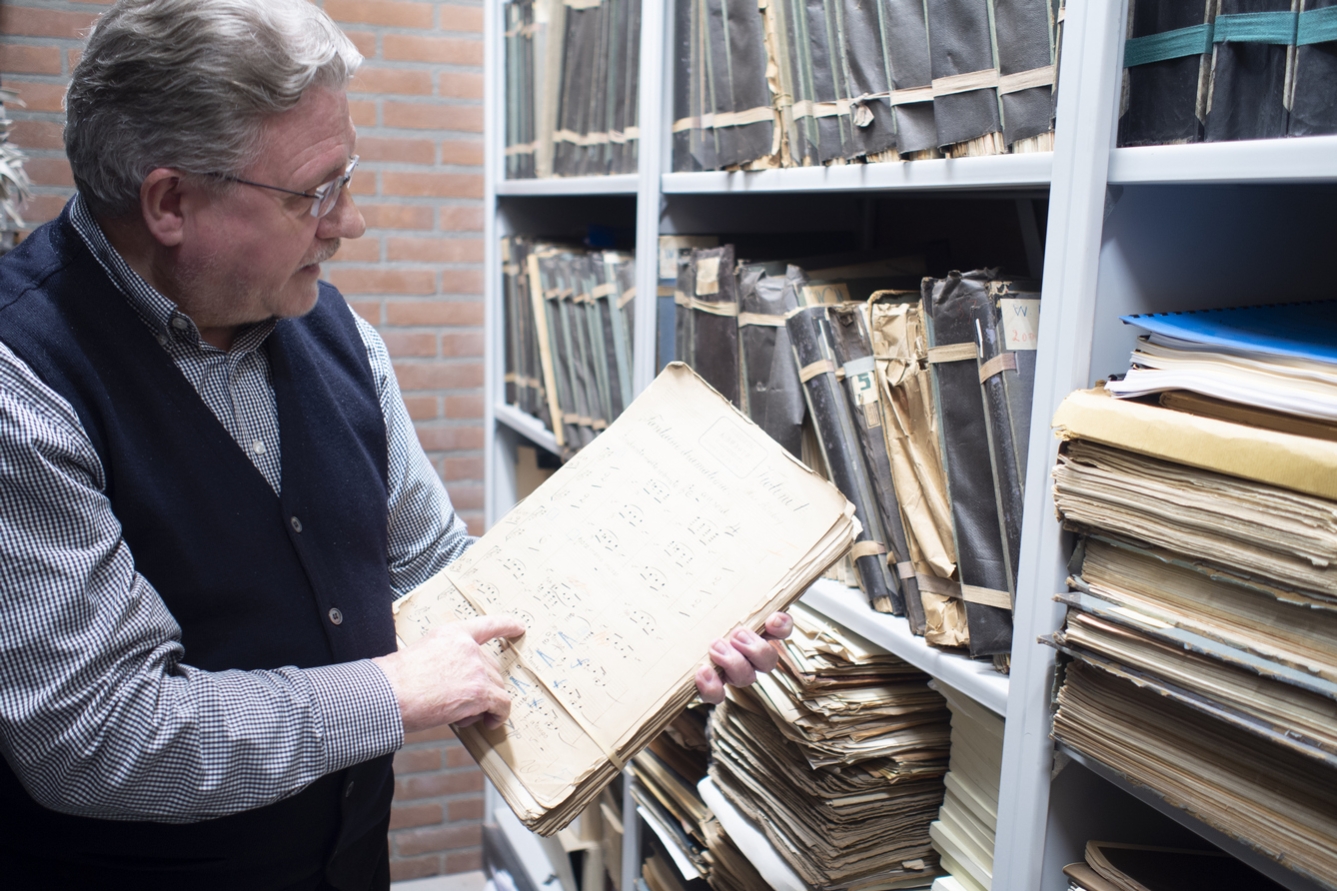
left=694, top=611, right=794, bottom=704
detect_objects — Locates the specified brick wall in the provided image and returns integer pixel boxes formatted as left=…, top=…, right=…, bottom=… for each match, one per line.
left=1, top=0, right=488, bottom=881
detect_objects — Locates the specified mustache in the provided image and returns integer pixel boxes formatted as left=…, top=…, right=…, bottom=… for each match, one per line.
left=304, top=240, right=341, bottom=267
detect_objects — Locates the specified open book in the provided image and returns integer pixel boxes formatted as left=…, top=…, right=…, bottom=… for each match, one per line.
left=393, top=364, right=857, bottom=834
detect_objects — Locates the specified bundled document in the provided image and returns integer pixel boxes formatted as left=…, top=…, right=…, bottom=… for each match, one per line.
left=394, top=364, right=857, bottom=834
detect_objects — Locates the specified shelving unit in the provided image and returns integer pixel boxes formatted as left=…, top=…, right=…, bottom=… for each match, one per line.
left=480, top=0, right=1337, bottom=889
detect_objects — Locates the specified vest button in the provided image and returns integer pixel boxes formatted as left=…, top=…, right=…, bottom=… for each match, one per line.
left=328, top=607, right=343, bottom=625
left=290, top=516, right=303, bottom=533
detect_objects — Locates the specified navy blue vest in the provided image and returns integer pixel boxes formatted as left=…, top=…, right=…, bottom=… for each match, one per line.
left=0, top=208, right=399, bottom=890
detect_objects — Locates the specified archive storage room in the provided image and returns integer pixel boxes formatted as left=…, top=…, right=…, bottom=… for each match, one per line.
left=1, top=0, right=1336, bottom=890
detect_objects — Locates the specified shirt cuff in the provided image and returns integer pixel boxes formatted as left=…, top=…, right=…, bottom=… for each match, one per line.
left=305, top=659, right=405, bottom=773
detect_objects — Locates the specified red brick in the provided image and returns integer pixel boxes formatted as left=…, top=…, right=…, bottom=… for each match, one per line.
left=350, top=66, right=434, bottom=96
left=404, top=725, right=455, bottom=744
left=10, top=120, right=65, bottom=150
left=67, top=48, right=82, bottom=70
left=439, top=205, right=484, bottom=230
left=443, top=457, right=483, bottom=481
left=383, top=34, right=482, bottom=65
left=440, top=269, right=484, bottom=294
left=387, top=236, right=483, bottom=262
left=438, top=5, right=484, bottom=32
left=443, top=738, right=481, bottom=765
left=24, top=157, right=74, bottom=187
left=397, top=361, right=483, bottom=391
left=444, top=394, right=484, bottom=418
left=389, top=802, right=443, bottom=831
left=0, top=7, right=98, bottom=39
left=350, top=173, right=378, bottom=196
left=462, top=514, right=484, bottom=537
left=394, top=769, right=482, bottom=799
left=325, top=0, right=434, bottom=28
left=439, top=140, right=484, bottom=167
left=360, top=203, right=434, bottom=230
left=349, top=300, right=383, bottom=323
left=344, top=30, right=378, bottom=58
left=446, top=851, right=484, bottom=874
left=383, top=102, right=482, bottom=133
left=389, top=856, right=444, bottom=882
left=19, top=193, right=71, bottom=226
left=415, top=424, right=484, bottom=450
left=349, top=99, right=377, bottom=127
left=357, top=136, right=435, bottom=165
left=402, top=395, right=440, bottom=420
left=0, top=44, right=63, bottom=75
left=446, top=485, right=483, bottom=510
left=382, top=169, right=482, bottom=199
left=440, top=331, right=484, bottom=357
left=328, top=268, right=436, bottom=296
left=386, top=300, right=482, bottom=326
left=330, top=235, right=380, bottom=262
left=448, top=797, right=485, bottom=821
left=393, top=748, right=442, bottom=774
left=381, top=330, right=438, bottom=357
left=5, top=80, right=67, bottom=113
left=395, top=823, right=482, bottom=857
left=438, top=72, right=483, bottom=99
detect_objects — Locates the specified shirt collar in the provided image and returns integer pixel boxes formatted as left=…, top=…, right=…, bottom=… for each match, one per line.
left=68, top=193, right=277, bottom=354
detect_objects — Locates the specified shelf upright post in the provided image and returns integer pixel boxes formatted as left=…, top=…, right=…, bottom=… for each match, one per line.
left=992, top=0, right=1129, bottom=887
left=631, top=0, right=669, bottom=396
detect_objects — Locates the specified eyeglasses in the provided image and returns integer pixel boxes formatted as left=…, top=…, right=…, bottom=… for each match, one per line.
left=208, top=155, right=359, bottom=218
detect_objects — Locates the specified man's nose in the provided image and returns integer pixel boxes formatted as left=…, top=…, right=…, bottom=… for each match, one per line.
left=317, top=187, right=366, bottom=241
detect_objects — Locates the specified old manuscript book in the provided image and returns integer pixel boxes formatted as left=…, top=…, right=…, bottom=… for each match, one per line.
left=393, top=363, right=857, bottom=835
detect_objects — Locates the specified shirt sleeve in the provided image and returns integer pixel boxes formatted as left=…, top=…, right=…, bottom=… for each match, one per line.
left=350, top=310, right=475, bottom=598
left=0, top=340, right=403, bottom=822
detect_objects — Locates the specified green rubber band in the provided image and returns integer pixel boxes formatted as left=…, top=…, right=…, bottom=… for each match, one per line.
left=1213, top=11, right=1297, bottom=44
left=1298, top=5, right=1337, bottom=45
left=1124, top=24, right=1213, bottom=68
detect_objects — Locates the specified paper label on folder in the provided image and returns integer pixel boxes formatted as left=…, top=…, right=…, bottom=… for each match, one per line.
left=1000, top=298, right=1040, bottom=350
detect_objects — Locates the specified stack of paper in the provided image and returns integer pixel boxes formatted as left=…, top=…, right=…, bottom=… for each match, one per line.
left=630, top=709, right=712, bottom=880
left=709, top=607, right=949, bottom=890
left=1047, top=386, right=1337, bottom=888
left=929, top=684, right=1003, bottom=891
left=1063, top=841, right=1286, bottom=891
left=394, top=364, right=857, bottom=835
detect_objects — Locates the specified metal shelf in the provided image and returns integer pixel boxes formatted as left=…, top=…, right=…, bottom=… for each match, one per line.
left=697, top=777, right=808, bottom=891
left=496, top=174, right=640, bottom=196
left=1059, top=746, right=1328, bottom=891
left=1108, top=136, right=1337, bottom=185
left=661, top=152, right=1052, bottom=195
left=800, top=578, right=1009, bottom=717
left=494, top=403, right=560, bottom=456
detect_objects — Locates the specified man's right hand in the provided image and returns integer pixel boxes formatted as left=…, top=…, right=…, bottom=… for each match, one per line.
left=372, top=615, right=526, bottom=734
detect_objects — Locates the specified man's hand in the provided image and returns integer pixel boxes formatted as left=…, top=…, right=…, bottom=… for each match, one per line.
left=373, top=615, right=526, bottom=734
left=694, top=611, right=794, bottom=704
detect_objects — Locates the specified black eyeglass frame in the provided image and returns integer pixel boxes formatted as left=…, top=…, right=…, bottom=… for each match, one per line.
left=208, top=155, right=359, bottom=218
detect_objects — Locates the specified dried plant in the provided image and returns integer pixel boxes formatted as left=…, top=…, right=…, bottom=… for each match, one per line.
left=0, top=88, right=33, bottom=255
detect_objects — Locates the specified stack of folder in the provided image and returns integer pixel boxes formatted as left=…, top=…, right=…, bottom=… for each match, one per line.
left=928, top=683, right=1002, bottom=891
left=1063, top=841, right=1286, bottom=891
left=501, top=236, right=636, bottom=455
left=669, top=248, right=1042, bottom=664
left=1117, top=1, right=1337, bottom=147
left=671, top=0, right=1062, bottom=172
left=504, top=0, right=640, bottom=178
left=708, top=605, right=950, bottom=890
left=1046, top=301, right=1337, bottom=890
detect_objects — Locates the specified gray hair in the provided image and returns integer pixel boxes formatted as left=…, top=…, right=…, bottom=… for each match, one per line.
left=65, top=0, right=363, bottom=218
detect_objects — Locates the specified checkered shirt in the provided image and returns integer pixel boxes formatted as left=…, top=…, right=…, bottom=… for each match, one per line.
left=0, top=194, right=473, bottom=821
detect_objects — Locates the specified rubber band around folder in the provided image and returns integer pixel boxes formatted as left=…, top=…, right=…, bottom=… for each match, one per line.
left=961, top=584, right=1012, bottom=610
left=895, top=561, right=916, bottom=580
left=978, top=352, right=1018, bottom=383
left=799, top=359, right=836, bottom=382
left=850, top=541, right=888, bottom=560
left=1124, top=24, right=1214, bottom=67
left=737, top=313, right=787, bottom=327
left=1299, top=6, right=1337, bottom=44
left=927, top=342, right=978, bottom=364
left=1213, top=11, right=1298, bottom=44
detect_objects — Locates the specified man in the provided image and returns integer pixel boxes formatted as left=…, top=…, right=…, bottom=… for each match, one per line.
left=0, top=1, right=788, bottom=889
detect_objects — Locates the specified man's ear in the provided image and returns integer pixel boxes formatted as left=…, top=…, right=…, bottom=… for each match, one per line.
left=139, top=168, right=187, bottom=247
